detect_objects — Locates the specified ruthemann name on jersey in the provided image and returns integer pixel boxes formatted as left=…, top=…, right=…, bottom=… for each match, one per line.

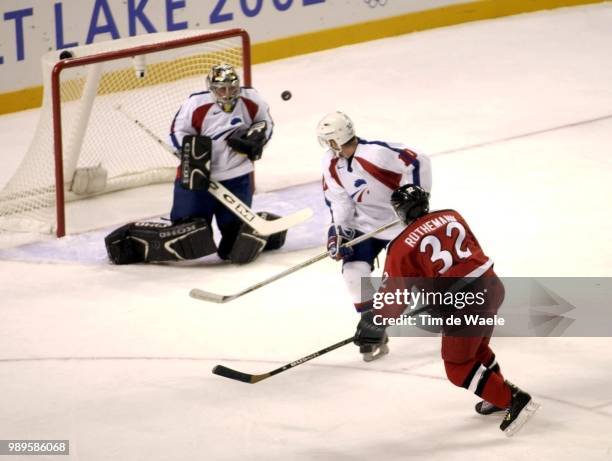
left=403, top=214, right=458, bottom=248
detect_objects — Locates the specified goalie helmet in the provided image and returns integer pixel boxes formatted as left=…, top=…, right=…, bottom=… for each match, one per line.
left=390, top=184, right=430, bottom=224
left=316, top=111, right=355, bottom=153
left=207, top=63, right=240, bottom=112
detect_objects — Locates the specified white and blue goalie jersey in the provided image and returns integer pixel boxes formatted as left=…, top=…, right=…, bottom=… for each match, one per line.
left=169, top=87, right=273, bottom=181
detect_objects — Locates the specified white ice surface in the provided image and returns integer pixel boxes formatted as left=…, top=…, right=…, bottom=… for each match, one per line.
left=1, top=3, right=612, bottom=460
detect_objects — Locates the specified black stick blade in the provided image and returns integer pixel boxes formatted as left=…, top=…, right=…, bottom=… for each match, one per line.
left=212, top=365, right=254, bottom=383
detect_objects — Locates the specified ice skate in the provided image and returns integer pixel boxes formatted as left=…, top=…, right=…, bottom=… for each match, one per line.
left=475, top=400, right=505, bottom=415
left=360, top=334, right=389, bottom=362
left=500, top=382, right=540, bottom=437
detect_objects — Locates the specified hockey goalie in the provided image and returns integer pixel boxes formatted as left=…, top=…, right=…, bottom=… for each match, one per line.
left=105, top=63, right=286, bottom=265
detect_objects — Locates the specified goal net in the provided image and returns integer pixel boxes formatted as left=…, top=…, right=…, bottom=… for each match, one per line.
left=0, top=28, right=251, bottom=237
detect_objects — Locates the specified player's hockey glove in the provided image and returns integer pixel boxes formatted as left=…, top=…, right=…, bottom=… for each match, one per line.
left=227, top=120, right=268, bottom=161
left=354, top=310, right=387, bottom=346
left=327, top=225, right=355, bottom=260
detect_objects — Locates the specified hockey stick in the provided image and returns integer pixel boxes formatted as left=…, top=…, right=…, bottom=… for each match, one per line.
left=115, top=104, right=313, bottom=236
left=213, top=337, right=355, bottom=383
left=190, top=219, right=401, bottom=303
left=205, top=181, right=312, bottom=236
left=213, top=302, right=433, bottom=384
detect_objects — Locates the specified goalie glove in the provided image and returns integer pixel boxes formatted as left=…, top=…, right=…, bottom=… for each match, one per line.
left=180, top=135, right=212, bottom=190
left=227, top=120, right=268, bottom=161
left=327, top=225, right=355, bottom=260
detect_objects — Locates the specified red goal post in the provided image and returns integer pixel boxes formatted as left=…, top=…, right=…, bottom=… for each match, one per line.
left=0, top=28, right=251, bottom=237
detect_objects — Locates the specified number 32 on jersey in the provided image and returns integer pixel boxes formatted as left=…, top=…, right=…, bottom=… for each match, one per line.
left=420, top=221, right=473, bottom=275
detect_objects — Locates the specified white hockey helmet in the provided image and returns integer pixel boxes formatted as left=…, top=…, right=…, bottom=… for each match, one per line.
left=316, top=111, right=355, bottom=152
left=207, top=63, right=240, bottom=112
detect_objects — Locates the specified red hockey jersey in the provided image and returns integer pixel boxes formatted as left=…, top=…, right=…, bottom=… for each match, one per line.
left=384, top=209, right=493, bottom=279
left=376, top=210, right=498, bottom=321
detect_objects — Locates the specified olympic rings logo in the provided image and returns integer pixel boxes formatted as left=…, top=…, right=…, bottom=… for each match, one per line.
left=364, top=0, right=388, bottom=7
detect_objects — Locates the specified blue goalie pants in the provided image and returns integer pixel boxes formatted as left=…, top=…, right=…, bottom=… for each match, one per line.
left=170, top=173, right=252, bottom=260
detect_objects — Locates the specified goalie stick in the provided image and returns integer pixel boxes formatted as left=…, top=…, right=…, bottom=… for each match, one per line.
left=206, top=181, right=312, bottom=236
left=115, top=105, right=312, bottom=236
left=190, top=219, right=401, bottom=303
left=212, top=303, right=433, bottom=384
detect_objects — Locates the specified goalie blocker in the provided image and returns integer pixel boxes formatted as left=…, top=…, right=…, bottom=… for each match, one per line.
left=180, top=135, right=212, bottom=190
left=105, top=212, right=287, bottom=265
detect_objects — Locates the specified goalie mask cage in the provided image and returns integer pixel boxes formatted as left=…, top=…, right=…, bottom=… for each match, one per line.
left=0, top=28, right=251, bottom=237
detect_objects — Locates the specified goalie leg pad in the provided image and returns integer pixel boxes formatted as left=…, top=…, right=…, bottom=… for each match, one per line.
left=105, top=219, right=216, bottom=264
left=162, top=220, right=217, bottom=261
left=228, top=222, right=268, bottom=264
left=257, top=211, right=287, bottom=251
left=180, top=135, right=212, bottom=190
left=105, top=223, right=142, bottom=264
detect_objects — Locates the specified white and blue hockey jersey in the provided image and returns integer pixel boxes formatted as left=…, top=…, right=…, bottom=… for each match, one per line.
left=169, top=87, right=273, bottom=181
left=322, top=139, right=432, bottom=241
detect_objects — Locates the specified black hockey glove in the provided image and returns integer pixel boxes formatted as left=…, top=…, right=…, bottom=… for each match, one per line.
left=227, top=120, right=268, bottom=161
left=354, top=310, right=387, bottom=346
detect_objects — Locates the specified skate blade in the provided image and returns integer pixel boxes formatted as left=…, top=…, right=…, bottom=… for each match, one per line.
left=362, top=343, right=390, bottom=362
left=503, top=400, right=541, bottom=437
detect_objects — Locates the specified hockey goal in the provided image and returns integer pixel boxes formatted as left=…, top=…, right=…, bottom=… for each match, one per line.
left=0, top=28, right=251, bottom=237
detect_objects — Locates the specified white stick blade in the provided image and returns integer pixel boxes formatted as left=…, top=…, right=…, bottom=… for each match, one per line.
left=256, top=208, right=313, bottom=236
left=189, top=288, right=228, bottom=303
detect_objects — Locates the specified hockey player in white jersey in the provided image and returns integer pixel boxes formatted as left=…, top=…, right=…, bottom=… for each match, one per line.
left=167, top=63, right=279, bottom=263
left=317, top=111, right=432, bottom=361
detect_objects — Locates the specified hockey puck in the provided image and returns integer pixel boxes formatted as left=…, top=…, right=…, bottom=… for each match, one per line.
left=59, top=50, right=74, bottom=60
left=281, top=90, right=292, bottom=101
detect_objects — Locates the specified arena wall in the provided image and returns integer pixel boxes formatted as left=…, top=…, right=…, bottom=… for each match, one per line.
left=0, top=0, right=605, bottom=114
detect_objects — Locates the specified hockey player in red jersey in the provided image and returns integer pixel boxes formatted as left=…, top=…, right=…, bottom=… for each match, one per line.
left=354, top=184, right=539, bottom=436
